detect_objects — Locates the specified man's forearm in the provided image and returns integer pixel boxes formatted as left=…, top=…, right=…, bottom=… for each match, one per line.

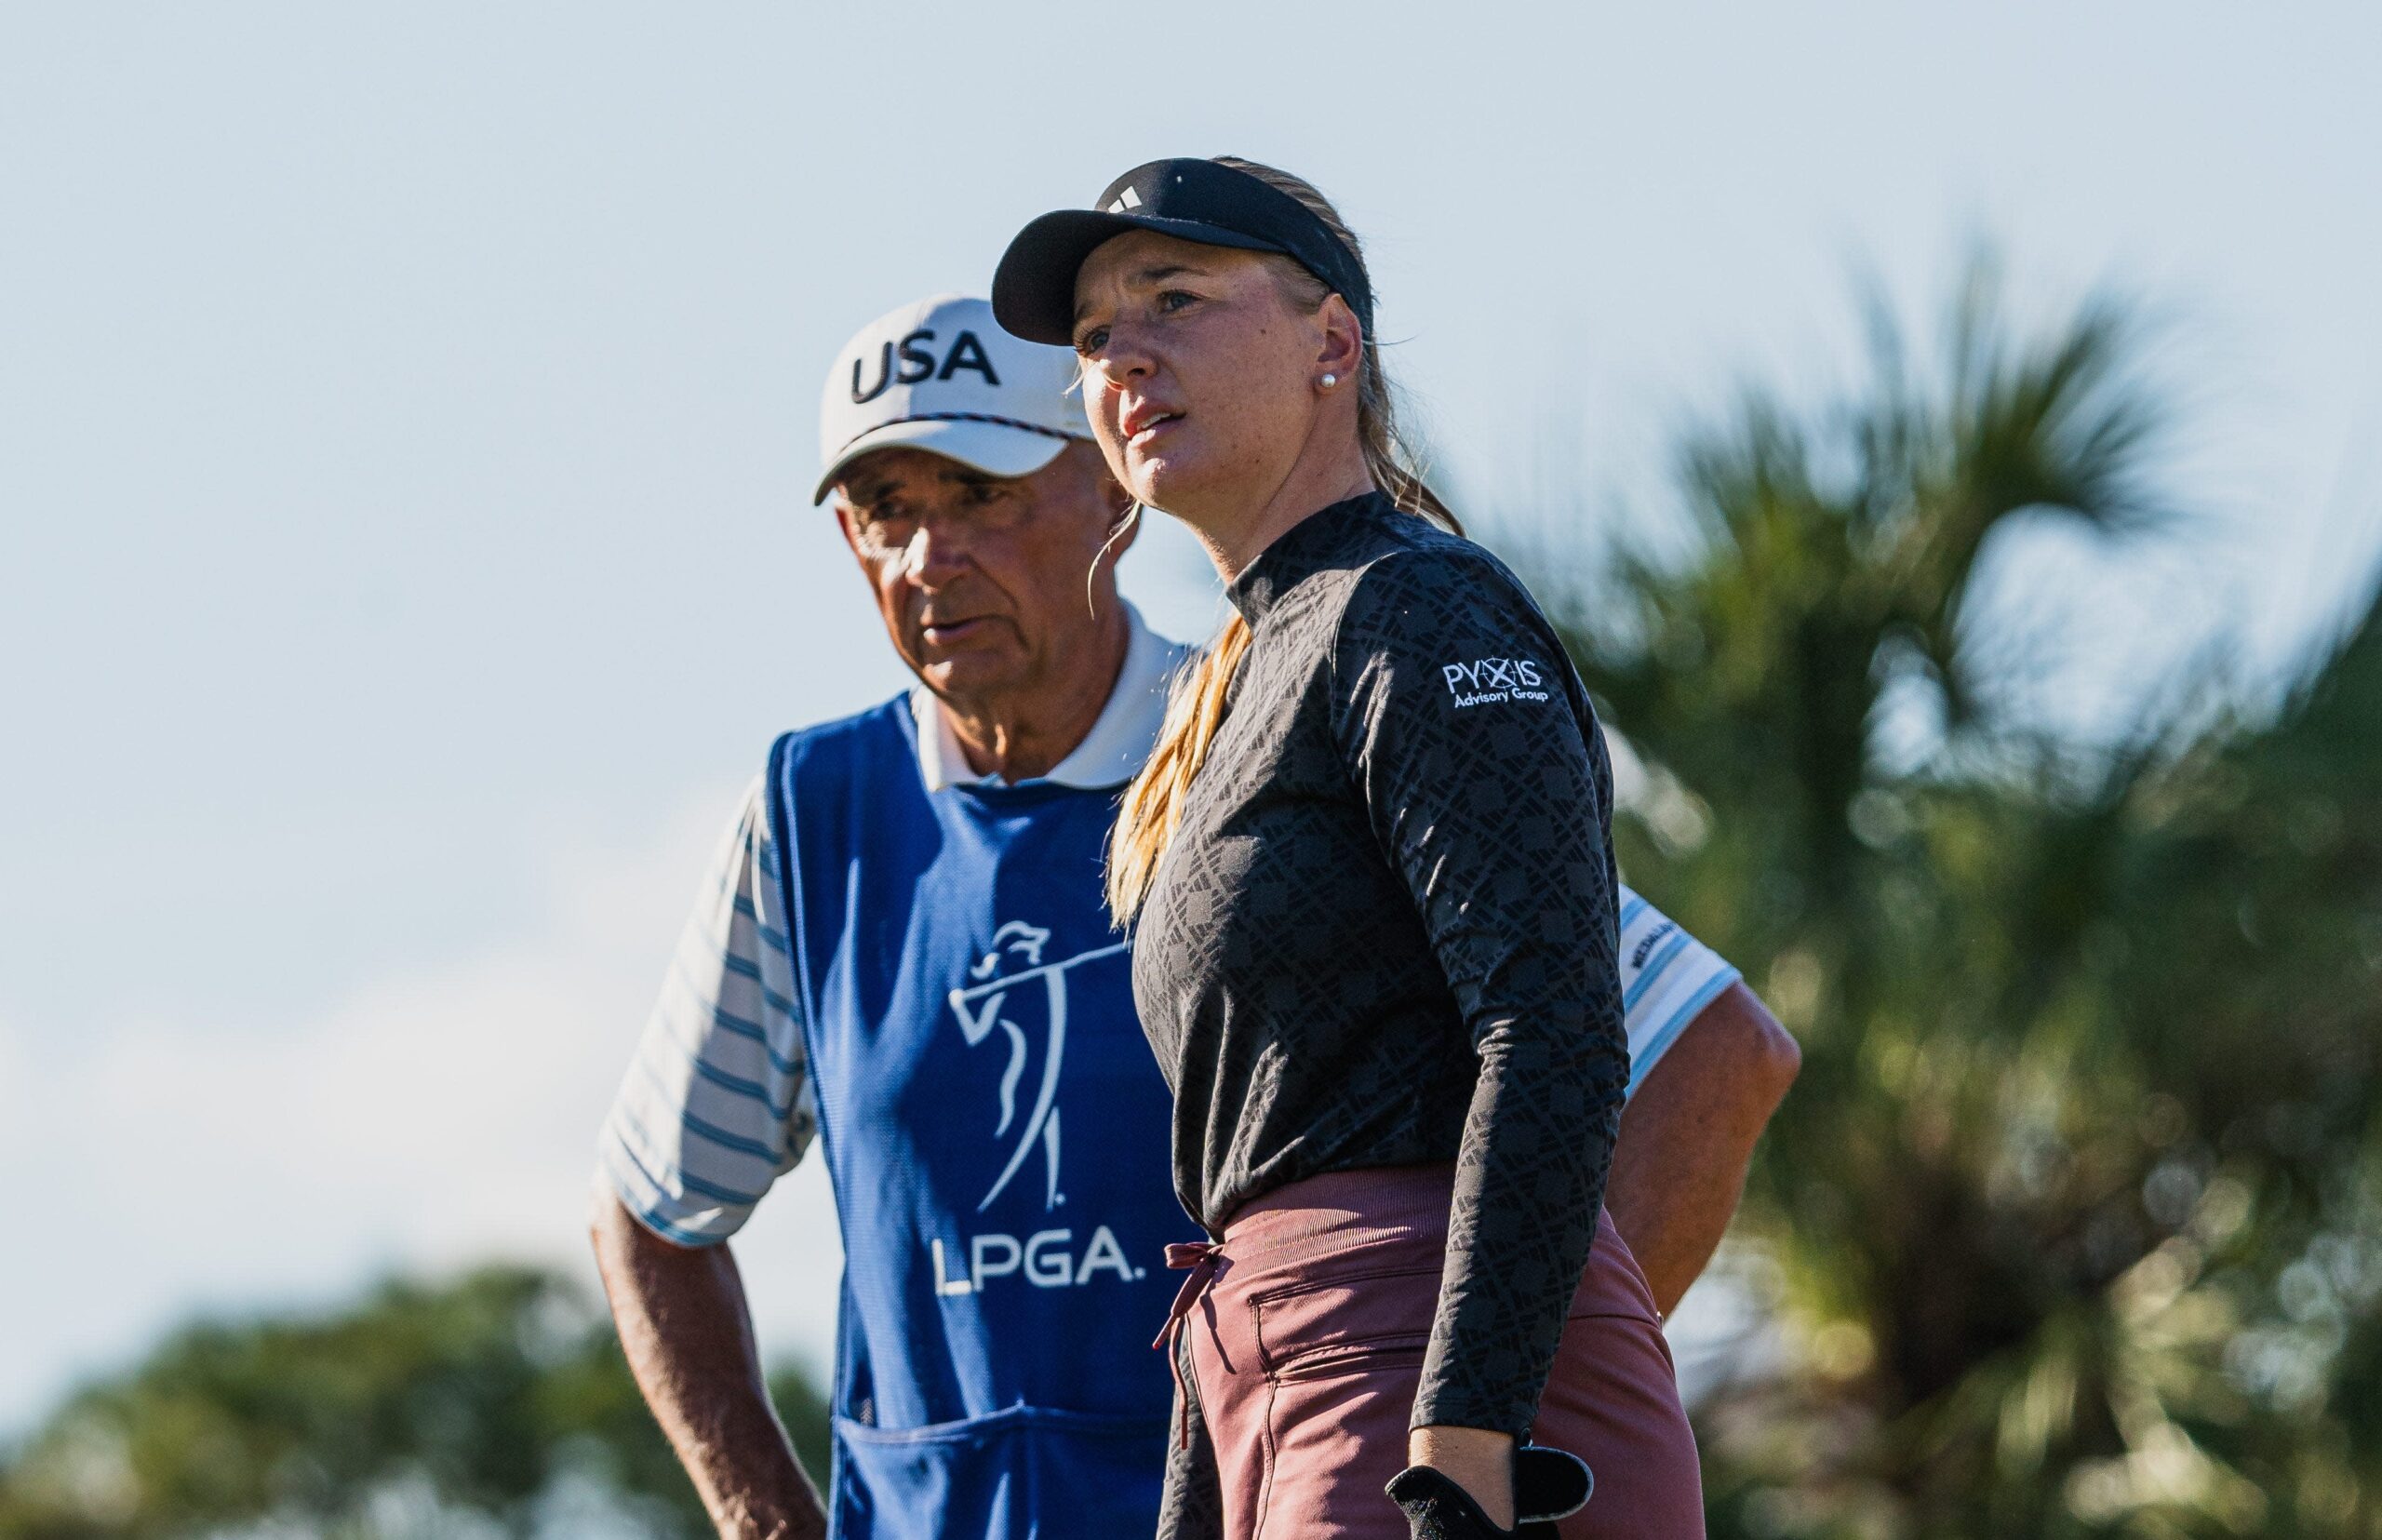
left=1606, top=983, right=1800, bottom=1316
left=591, top=1198, right=825, bottom=1540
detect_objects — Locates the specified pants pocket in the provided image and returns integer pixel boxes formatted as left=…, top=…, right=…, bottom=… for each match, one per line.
left=832, top=1404, right=1169, bottom=1539
left=1249, top=1263, right=1441, bottom=1384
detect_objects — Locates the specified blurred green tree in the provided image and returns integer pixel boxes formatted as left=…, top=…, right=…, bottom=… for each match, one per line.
left=0, top=1265, right=832, bottom=1539
left=1558, top=261, right=2382, bottom=1536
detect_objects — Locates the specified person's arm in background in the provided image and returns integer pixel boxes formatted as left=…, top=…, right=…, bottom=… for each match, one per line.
left=590, top=780, right=824, bottom=1539
left=593, top=1202, right=823, bottom=1539
left=1606, top=981, right=1799, bottom=1316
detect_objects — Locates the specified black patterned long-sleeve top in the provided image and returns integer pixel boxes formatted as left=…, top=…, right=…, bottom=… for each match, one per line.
left=1131, top=491, right=1630, bottom=1440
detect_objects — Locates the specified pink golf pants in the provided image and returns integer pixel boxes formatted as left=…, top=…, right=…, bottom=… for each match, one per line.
left=1171, top=1162, right=1706, bottom=1538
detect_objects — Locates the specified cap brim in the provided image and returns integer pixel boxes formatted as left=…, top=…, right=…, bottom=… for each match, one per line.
left=991, top=209, right=1287, bottom=345
left=812, top=416, right=1078, bottom=504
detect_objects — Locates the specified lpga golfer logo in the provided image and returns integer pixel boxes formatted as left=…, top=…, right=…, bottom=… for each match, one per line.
left=946, top=921, right=1129, bottom=1213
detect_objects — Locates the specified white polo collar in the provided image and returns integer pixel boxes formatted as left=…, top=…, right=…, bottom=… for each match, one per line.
left=911, top=601, right=1193, bottom=792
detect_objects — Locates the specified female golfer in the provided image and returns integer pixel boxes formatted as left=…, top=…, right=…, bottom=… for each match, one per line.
left=993, top=160, right=1705, bottom=1538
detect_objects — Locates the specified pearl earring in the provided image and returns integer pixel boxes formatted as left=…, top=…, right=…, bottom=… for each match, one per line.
left=1320, top=372, right=1339, bottom=389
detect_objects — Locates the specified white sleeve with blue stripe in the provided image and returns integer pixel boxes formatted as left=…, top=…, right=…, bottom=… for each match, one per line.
left=599, top=778, right=818, bottom=1246
left=1616, top=883, right=1742, bottom=1099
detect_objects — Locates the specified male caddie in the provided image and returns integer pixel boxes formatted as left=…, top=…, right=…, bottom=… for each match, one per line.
left=590, top=295, right=1798, bottom=1540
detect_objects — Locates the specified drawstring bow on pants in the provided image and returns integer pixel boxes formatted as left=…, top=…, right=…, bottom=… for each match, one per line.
left=1155, top=1240, right=1225, bottom=1449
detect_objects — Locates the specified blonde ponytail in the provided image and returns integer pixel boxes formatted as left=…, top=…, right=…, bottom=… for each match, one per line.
left=1106, top=157, right=1456, bottom=922
left=1105, top=612, right=1251, bottom=917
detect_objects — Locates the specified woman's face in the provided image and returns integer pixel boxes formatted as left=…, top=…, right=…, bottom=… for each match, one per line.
left=1070, top=231, right=1330, bottom=518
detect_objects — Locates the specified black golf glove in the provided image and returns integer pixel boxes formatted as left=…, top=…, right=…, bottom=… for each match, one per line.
left=1386, top=1444, right=1593, bottom=1539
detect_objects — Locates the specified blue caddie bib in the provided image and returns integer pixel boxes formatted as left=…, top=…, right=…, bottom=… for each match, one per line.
left=763, top=699, right=1180, bottom=1539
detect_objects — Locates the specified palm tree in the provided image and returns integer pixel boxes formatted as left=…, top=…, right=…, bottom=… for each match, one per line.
left=1552, top=259, right=2382, bottom=1536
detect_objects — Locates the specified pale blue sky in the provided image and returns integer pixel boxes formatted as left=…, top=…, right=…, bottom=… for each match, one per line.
left=2, top=2, right=2376, bottom=1431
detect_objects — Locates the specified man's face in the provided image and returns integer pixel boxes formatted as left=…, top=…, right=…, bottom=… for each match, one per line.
left=834, top=440, right=1133, bottom=704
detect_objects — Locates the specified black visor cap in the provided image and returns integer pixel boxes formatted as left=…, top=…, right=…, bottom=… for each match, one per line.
left=991, top=158, right=1374, bottom=348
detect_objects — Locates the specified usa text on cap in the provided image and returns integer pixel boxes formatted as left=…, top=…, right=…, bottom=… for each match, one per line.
left=814, top=294, right=1088, bottom=505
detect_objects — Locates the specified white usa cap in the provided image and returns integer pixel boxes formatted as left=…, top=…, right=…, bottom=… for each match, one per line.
left=813, top=293, right=1088, bottom=504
